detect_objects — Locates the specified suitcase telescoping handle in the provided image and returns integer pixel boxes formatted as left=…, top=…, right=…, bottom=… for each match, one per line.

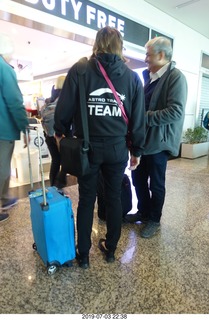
left=26, top=126, right=47, bottom=207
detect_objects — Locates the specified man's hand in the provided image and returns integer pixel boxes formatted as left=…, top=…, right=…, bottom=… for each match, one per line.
left=55, top=134, right=65, bottom=151
left=128, top=155, right=140, bottom=170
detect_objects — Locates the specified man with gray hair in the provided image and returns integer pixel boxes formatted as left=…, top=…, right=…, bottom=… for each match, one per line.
left=0, top=34, right=29, bottom=222
left=125, top=36, right=188, bottom=238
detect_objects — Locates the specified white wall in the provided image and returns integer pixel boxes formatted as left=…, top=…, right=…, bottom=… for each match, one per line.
left=91, top=0, right=209, bottom=131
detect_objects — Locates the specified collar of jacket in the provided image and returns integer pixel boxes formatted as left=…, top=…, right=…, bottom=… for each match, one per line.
left=147, top=61, right=177, bottom=111
left=143, top=61, right=176, bottom=83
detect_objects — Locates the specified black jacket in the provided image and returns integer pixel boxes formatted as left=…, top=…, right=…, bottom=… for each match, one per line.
left=54, top=53, right=145, bottom=157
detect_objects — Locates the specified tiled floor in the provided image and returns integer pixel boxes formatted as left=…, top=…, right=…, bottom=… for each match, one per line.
left=0, top=157, right=209, bottom=316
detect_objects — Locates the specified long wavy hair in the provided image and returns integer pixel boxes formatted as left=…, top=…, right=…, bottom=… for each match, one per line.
left=92, top=26, right=125, bottom=61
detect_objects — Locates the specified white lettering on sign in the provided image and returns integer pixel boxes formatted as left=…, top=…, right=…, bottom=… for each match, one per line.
left=108, top=15, right=116, bottom=28
left=87, top=5, right=125, bottom=36
left=71, top=0, right=82, bottom=20
left=24, top=0, right=125, bottom=36
left=86, top=5, right=96, bottom=25
left=97, top=10, right=106, bottom=28
left=61, top=0, right=69, bottom=16
left=42, top=0, right=55, bottom=10
left=117, top=19, right=125, bottom=36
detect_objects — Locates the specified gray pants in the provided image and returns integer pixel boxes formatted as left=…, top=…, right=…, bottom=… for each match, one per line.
left=0, top=140, right=15, bottom=207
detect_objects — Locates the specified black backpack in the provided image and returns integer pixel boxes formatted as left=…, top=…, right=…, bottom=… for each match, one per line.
left=97, top=172, right=132, bottom=221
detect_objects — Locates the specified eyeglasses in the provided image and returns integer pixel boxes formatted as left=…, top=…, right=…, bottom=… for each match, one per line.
left=145, top=51, right=160, bottom=58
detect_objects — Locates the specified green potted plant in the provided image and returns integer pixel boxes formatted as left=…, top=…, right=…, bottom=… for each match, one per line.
left=181, top=126, right=209, bottom=158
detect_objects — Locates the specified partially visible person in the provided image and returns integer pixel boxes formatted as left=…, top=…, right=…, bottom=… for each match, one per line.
left=41, top=75, right=68, bottom=188
left=125, top=36, right=188, bottom=238
left=0, top=34, right=29, bottom=222
left=54, top=26, right=146, bottom=268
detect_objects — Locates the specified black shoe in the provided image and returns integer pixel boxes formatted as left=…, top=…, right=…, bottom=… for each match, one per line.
left=140, top=221, right=160, bottom=238
left=124, top=211, right=148, bottom=223
left=0, top=213, right=9, bottom=223
left=98, top=239, right=115, bottom=263
left=1, top=198, right=18, bottom=210
left=76, top=253, right=89, bottom=269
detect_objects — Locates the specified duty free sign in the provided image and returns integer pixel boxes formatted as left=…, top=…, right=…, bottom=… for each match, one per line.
left=11, top=0, right=149, bottom=47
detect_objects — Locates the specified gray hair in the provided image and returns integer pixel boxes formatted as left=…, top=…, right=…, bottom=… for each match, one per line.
left=145, top=36, right=173, bottom=61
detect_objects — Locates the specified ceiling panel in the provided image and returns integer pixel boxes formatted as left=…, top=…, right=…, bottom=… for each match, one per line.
left=144, top=0, right=209, bottom=39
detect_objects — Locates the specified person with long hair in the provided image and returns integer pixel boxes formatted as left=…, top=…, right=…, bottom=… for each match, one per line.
left=54, top=26, right=145, bottom=268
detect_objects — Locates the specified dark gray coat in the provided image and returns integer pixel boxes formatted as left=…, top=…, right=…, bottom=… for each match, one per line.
left=143, top=61, right=188, bottom=156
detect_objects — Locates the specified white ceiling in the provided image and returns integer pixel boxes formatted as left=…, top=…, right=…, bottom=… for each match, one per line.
left=1, top=0, right=208, bottom=79
left=0, top=19, right=93, bottom=79
left=144, top=0, right=209, bottom=39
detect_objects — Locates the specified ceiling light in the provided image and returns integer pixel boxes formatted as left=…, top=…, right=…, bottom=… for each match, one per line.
left=175, top=0, right=200, bottom=9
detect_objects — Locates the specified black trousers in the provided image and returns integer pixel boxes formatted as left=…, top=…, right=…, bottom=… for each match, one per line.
left=131, top=151, right=168, bottom=223
left=45, top=135, right=66, bottom=187
left=77, top=137, right=128, bottom=257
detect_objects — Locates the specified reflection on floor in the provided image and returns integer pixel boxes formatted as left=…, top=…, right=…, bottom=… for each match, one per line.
left=0, top=157, right=209, bottom=314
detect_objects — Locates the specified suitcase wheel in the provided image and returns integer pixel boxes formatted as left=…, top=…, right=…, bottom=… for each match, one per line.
left=32, top=243, right=37, bottom=251
left=47, top=265, right=58, bottom=275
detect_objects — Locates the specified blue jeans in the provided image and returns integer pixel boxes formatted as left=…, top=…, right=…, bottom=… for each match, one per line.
left=131, top=151, right=169, bottom=223
left=77, top=137, right=128, bottom=256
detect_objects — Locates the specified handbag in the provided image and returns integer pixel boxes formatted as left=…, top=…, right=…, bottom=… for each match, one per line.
left=60, top=58, right=90, bottom=177
left=60, top=136, right=89, bottom=177
left=97, top=60, right=132, bottom=149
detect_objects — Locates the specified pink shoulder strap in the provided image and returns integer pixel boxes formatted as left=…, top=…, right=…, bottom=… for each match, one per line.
left=97, top=60, right=129, bottom=125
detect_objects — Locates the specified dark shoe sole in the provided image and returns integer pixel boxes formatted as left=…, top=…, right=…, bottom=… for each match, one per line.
left=1, top=200, right=18, bottom=211
left=76, top=253, right=89, bottom=269
left=124, top=215, right=141, bottom=223
left=124, top=212, right=148, bottom=224
left=140, top=224, right=160, bottom=238
left=98, top=239, right=115, bottom=263
left=0, top=213, right=9, bottom=223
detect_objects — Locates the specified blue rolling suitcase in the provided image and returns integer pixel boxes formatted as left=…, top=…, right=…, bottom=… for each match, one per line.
left=26, top=127, right=76, bottom=275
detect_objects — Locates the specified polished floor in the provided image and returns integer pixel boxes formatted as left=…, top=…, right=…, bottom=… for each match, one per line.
left=0, top=157, right=209, bottom=315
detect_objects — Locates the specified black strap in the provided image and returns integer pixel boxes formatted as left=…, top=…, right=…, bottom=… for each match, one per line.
left=77, top=57, right=89, bottom=152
